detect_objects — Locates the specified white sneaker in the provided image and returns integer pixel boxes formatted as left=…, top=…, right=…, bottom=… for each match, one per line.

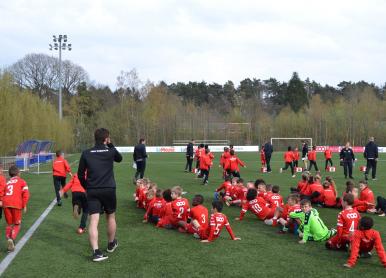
left=264, top=219, right=273, bottom=225
left=279, top=168, right=283, bottom=173
left=292, top=175, right=296, bottom=178
left=7, top=238, right=15, bottom=252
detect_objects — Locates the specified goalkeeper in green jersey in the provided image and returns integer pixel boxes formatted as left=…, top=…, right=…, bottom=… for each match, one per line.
left=290, top=199, right=336, bottom=244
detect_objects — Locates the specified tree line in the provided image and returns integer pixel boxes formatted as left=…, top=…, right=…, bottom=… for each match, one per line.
left=1, top=53, right=386, bottom=154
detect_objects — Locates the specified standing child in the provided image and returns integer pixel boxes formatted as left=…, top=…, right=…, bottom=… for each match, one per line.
left=60, top=174, right=88, bottom=234
left=1, top=166, right=30, bottom=252
left=280, top=146, right=295, bottom=177
left=324, top=147, right=333, bottom=170
left=224, top=150, right=246, bottom=178
left=308, top=146, right=319, bottom=172
left=201, top=201, right=240, bottom=242
left=200, top=149, right=212, bottom=185
left=52, top=150, right=72, bottom=206
left=344, top=216, right=386, bottom=268
left=260, top=146, right=266, bottom=167
left=293, top=147, right=300, bottom=168
left=219, top=147, right=230, bottom=178
left=0, top=164, right=6, bottom=219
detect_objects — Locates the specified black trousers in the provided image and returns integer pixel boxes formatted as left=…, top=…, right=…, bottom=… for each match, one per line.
left=325, top=159, right=333, bottom=169
left=343, top=160, right=353, bottom=178
left=365, top=159, right=377, bottom=179
left=293, top=160, right=298, bottom=167
left=266, top=155, right=272, bottom=172
left=72, top=192, right=88, bottom=229
left=201, top=169, right=210, bottom=183
left=135, top=160, right=146, bottom=179
left=283, top=162, right=294, bottom=175
left=376, top=196, right=386, bottom=213
left=185, top=155, right=193, bottom=172
left=53, top=176, right=66, bottom=202
left=308, top=160, right=319, bottom=171
left=227, top=170, right=240, bottom=178
left=195, top=159, right=200, bottom=170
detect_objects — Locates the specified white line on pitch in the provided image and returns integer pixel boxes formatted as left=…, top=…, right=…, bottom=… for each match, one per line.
left=0, top=199, right=57, bottom=277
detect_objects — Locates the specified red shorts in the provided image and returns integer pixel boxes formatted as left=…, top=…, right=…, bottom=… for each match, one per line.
left=327, top=235, right=350, bottom=249
left=4, top=207, right=22, bottom=225
left=186, top=223, right=206, bottom=237
left=261, top=207, right=275, bottom=220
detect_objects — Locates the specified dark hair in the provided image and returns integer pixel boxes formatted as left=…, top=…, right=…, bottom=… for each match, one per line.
left=229, top=144, right=234, bottom=149
left=343, top=193, right=354, bottom=206
left=312, top=145, right=316, bottom=150
left=272, top=185, right=280, bottom=193
left=238, top=178, right=244, bottom=184
left=204, top=144, right=209, bottom=149
left=94, top=128, right=110, bottom=145
left=205, top=148, right=210, bottom=154
left=359, top=216, right=374, bottom=230
left=55, top=150, right=62, bottom=157
left=230, top=149, right=235, bottom=155
left=8, top=165, right=19, bottom=177
left=359, top=180, right=368, bottom=186
left=162, top=189, right=172, bottom=202
left=254, top=179, right=266, bottom=188
left=199, top=144, right=205, bottom=148
left=192, top=194, right=204, bottom=206
left=345, top=181, right=354, bottom=193
left=300, top=199, right=311, bottom=206
left=139, top=138, right=145, bottom=144
left=156, top=189, right=163, bottom=198
left=212, top=200, right=224, bottom=212
left=287, top=146, right=292, bottom=151
left=246, top=188, right=257, bottom=201
left=308, top=175, right=315, bottom=184
left=224, top=176, right=231, bottom=182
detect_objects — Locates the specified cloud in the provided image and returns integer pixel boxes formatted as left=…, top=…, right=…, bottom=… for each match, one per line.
left=1, top=0, right=386, bottom=88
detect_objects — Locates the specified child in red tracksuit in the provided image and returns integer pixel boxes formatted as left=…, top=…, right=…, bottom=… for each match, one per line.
left=225, top=150, right=246, bottom=178
left=200, top=149, right=212, bottom=185
left=355, top=181, right=375, bottom=213
left=280, top=146, right=295, bottom=177
left=308, top=146, right=319, bottom=172
left=260, top=146, right=266, bottom=167
left=344, top=216, right=386, bottom=268
left=52, top=150, right=72, bottom=206
left=1, top=166, right=30, bottom=252
left=60, top=174, right=88, bottom=234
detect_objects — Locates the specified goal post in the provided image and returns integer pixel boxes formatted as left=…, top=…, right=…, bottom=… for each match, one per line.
left=270, top=138, right=313, bottom=152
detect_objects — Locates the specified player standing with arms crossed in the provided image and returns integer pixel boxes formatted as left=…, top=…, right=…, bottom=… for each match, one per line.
left=78, top=128, right=123, bottom=262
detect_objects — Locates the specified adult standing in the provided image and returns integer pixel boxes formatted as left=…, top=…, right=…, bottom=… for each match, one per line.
left=185, top=140, right=194, bottom=172
left=302, top=141, right=309, bottom=169
left=133, top=138, right=148, bottom=181
left=78, top=128, right=122, bottom=262
left=263, top=141, right=273, bottom=173
left=340, top=142, right=355, bottom=179
left=364, top=137, right=378, bottom=181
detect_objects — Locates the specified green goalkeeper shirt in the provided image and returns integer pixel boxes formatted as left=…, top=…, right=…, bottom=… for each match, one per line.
left=290, top=208, right=329, bottom=242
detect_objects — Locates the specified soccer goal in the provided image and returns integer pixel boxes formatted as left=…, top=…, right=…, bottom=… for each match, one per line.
left=0, top=153, right=55, bottom=174
left=270, top=138, right=313, bottom=152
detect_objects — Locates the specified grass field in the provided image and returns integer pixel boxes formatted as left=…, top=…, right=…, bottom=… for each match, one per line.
left=1, top=152, right=386, bottom=278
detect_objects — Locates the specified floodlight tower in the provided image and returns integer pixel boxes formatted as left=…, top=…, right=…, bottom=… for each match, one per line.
left=49, top=35, right=72, bottom=120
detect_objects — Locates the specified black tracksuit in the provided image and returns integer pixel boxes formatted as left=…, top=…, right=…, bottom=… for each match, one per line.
left=339, top=147, right=355, bottom=178
left=185, top=143, right=194, bottom=172
left=364, top=141, right=378, bottom=179
left=264, top=143, right=273, bottom=172
left=133, top=143, right=148, bottom=179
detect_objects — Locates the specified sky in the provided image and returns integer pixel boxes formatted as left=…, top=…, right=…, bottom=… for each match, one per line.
left=1, top=0, right=386, bottom=89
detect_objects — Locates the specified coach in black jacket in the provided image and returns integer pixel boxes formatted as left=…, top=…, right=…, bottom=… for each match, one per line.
left=185, top=140, right=194, bottom=172
left=78, top=128, right=122, bottom=261
left=364, top=137, right=378, bottom=180
left=263, top=141, right=273, bottom=172
left=340, top=142, right=355, bottom=179
left=134, top=138, right=148, bottom=181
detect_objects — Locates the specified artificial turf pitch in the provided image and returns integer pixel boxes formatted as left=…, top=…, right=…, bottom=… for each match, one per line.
left=0, top=152, right=385, bottom=278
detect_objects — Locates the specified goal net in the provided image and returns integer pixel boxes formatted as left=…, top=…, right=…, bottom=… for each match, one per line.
left=270, top=138, right=313, bottom=152
left=0, top=153, right=55, bottom=174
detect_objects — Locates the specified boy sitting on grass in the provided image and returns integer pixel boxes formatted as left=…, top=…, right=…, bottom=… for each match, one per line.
left=201, top=201, right=240, bottom=243
left=178, top=194, right=208, bottom=238
left=290, top=199, right=335, bottom=244
left=236, top=188, right=274, bottom=221
left=144, top=189, right=166, bottom=224
left=344, top=216, right=386, bottom=268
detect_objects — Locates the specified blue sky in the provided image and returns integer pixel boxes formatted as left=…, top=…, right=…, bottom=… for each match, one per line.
left=1, top=0, right=386, bottom=88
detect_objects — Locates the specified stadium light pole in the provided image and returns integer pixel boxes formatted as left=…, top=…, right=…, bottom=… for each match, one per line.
left=49, top=35, right=72, bottom=120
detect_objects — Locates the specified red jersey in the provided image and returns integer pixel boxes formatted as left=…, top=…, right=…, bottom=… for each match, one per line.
left=239, top=197, right=271, bottom=220
left=297, top=180, right=308, bottom=194
left=346, top=229, right=386, bottom=267
left=61, top=174, right=85, bottom=193
left=260, top=151, right=266, bottom=165
left=208, top=152, right=214, bottom=162
left=308, top=150, right=316, bottom=161
left=2, top=176, right=30, bottom=209
left=194, top=148, right=200, bottom=160
left=309, top=183, right=324, bottom=203
left=324, top=149, right=332, bottom=159
left=171, top=198, right=190, bottom=222
left=293, top=151, right=300, bottom=161
left=136, top=187, right=147, bottom=209
left=359, top=187, right=374, bottom=205
left=284, top=151, right=294, bottom=163
left=220, top=151, right=231, bottom=167
left=199, top=154, right=212, bottom=170
left=189, top=204, right=209, bottom=231
left=0, top=175, right=6, bottom=201
left=216, top=181, right=232, bottom=193
left=52, top=156, right=71, bottom=177
left=267, top=193, right=283, bottom=209
left=323, top=186, right=337, bottom=206
left=282, top=204, right=301, bottom=220
left=234, top=186, right=247, bottom=201
left=203, top=212, right=236, bottom=241
left=336, top=207, right=360, bottom=238
left=225, top=156, right=245, bottom=172
left=145, top=197, right=166, bottom=219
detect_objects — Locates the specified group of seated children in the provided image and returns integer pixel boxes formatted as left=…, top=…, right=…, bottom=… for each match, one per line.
left=134, top=178, right=240, bottom=243
left=214, top=174, right=386, bottom=268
